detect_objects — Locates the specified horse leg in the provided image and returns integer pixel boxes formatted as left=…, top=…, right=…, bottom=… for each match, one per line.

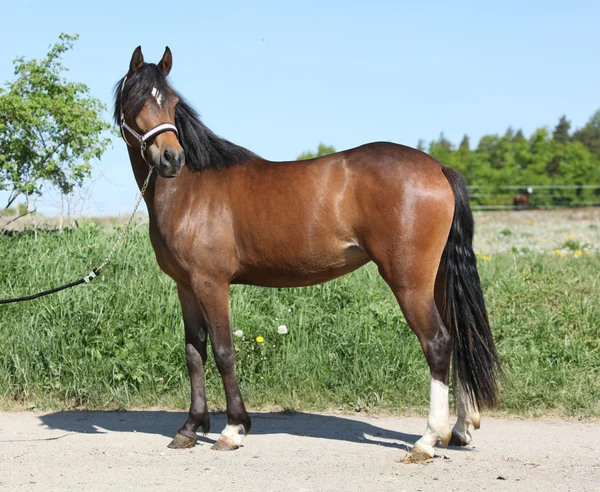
left=394, top=288, right=452, bottom=462
left=449, top=383, right=481, bottom=446
left=434, top=261, right=482, bottom=447
left=168, top=284, right=211, bottom=449
left=189, top=278, right=250, bottom=451
left=365, top=217, right=453, bottom=461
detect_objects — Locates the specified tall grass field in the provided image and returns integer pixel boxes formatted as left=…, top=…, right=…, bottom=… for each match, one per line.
left=0, top=220, right=598, bottom=416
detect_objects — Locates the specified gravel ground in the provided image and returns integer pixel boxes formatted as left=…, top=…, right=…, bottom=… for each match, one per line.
left=473, top=208, right=600, bottom=255
left=1, top=411, right=599, bottom=492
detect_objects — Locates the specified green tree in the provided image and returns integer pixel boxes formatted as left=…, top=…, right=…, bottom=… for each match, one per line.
left=428, top=132, right=453, bottom=164
left=297, top=143, right=336, bottom=160
left=548, top=117, right=571, bottom=177
left=473, top=134, right=502, bottom=184
left=450, top=134, right=471, bottom=178
left=0, top=33, right=112, bottom=220
left=552, top=115, right=571, bottom=144
left=512, top=129, right=526, bottom=142
left=511, top=129, right=532, bottom=178
left=573, top=109, right=600, bottom=160
left=521, top=128, right=554, bottom=186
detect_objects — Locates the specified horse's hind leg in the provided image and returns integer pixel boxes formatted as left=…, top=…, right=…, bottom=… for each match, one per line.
left=392, top=284, right=453, bottom=462
left=449, top=383, right=481, bottom=446
left=368, top=212, right=453, bottom=462
left=433, top=266, right=481, bottom=447
left=168, top=284, right=211, bottom=449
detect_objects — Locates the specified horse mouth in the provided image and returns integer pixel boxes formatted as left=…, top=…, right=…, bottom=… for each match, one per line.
left=156, top=168, right=179, bottom=178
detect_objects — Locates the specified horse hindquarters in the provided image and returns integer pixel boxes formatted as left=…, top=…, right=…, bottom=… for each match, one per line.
left=364, top=161, right=498, bottom=461
left=360, top=162, right=455, bottom=461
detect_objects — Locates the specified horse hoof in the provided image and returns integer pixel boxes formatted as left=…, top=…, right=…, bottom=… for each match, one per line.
left=399, top=447, right=434, bottom=464
left=448, top=431, right=469, bottom=447
left=167, top=432, right=197, bottom=449
left=211, top=438, right=239, bottom=451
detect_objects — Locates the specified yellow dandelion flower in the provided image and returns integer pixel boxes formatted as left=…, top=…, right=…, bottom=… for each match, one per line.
left=568, top=234, right=578, bottom=240
left=585, top=251, right=592, bottom=256
left=575, top=250, right=583, bottom=256
left=553, top=249, right=562, bottom=255
left=256, top=336, right=264, bottom=343
left=481, top=254, right=490, bottom=261
left=526, top=220, right=533, bottom=225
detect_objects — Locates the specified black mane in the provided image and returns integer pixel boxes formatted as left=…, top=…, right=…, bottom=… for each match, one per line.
left=114, top=63, right=258, bottom=172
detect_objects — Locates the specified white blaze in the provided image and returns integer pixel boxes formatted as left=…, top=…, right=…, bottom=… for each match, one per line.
left=151, top=87, right=164, bottom=107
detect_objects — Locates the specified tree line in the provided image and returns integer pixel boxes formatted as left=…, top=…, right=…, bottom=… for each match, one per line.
left=299, top=112, right=600, bottom=208
left=424, top=112, right=600, bottom=207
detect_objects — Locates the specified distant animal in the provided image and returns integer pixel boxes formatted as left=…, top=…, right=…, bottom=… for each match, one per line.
left=513, top=187, right=533, bottom=209
left=114, top=46, right=500, bottom=463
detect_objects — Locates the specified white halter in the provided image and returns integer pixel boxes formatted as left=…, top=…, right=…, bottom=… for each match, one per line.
left=119, top=76, right=179, bottom=162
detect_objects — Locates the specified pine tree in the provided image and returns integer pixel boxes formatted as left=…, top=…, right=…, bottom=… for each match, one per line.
left=573, top=110, right=600, bottom=159
left=552, top=115, right=571, bottom=144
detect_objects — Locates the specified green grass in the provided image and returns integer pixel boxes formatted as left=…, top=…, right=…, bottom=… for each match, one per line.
left=0, top=221, right=598, bottom=416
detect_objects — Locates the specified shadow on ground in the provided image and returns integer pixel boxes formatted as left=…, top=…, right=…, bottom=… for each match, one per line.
left=37, top=411, right=422, bottom=450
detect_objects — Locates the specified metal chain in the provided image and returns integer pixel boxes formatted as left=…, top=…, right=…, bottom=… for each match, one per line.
left=95, top=166, right=154, bottom=274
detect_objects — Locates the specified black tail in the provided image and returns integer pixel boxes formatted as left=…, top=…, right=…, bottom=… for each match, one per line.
left=440, top=165, right=500, bottom=409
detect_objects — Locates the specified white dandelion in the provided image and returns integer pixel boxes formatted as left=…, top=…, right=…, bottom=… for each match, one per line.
left=277, top=325, right=288, bottom=335
left=233, top=330, right=244, bottom=338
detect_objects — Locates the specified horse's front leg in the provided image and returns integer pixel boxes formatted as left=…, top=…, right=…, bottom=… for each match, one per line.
left=168, top=284, right=211, bottom=449
left=196, top=277, right=250, bottom=451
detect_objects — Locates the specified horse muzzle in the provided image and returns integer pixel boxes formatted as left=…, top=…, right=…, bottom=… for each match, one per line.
left=156, top=148, right=185, bottom=178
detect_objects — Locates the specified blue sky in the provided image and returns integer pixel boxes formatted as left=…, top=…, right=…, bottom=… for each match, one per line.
left=0, top=1, right=598, bottom=216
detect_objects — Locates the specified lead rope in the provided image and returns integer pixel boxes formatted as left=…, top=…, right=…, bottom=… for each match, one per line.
left=0, top=166, right=154, bottom=305
left=95, top=166, right=153, bottom=275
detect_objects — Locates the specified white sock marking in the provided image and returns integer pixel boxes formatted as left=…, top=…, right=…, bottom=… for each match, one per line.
left=452, top=384, right=480, bottom=444
left=220, top=424, right=245, bottom=446
left=428, top=379, right=450, bottom=434
left=413, top=378, right=450, bottom=456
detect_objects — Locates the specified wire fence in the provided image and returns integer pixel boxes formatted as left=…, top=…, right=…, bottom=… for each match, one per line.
left=467, top=184, right=600, bottom=210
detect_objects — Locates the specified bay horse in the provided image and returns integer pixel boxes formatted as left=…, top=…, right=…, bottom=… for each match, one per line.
left=513, top=187, right=533, bottom=209
left=114, top=46, right=500, bottom=463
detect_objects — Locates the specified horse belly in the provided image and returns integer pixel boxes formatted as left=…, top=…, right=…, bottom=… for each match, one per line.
left=233, top=242, right=369, bottom=288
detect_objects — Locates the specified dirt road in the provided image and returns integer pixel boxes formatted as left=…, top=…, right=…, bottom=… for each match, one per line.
left=1, top=411, right=598, bottom=491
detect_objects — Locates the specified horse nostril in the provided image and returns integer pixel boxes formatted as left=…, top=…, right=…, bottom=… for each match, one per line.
left=163, top=149, right=173, bottom=163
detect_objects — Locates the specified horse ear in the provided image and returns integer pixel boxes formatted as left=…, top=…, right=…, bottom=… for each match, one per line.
left=129, top=46, right=144, bottom=73
left=158, top=47, right=172, bottom=76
